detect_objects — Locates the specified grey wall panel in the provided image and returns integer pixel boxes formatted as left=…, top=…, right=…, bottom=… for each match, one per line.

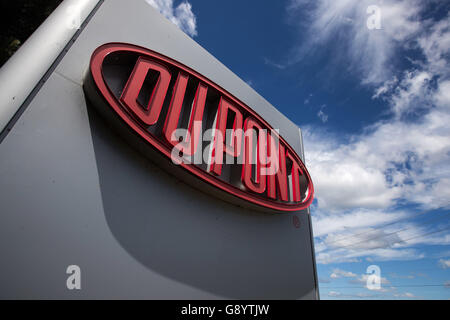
left=0, top=0, right=317, bottom=299
left=0, top=72, right=221, bottom=298
left=86, top=104, right=316, bottom=299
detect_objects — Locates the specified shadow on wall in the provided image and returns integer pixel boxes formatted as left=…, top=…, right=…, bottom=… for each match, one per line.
left=86, top=101, right=316, bottom=299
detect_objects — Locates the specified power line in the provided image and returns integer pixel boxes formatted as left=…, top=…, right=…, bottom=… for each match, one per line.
left=317, top=226, right=450, bottom=262
left=320, top=209, right=432, bottom=245
left=321, top=209, right=447, bottom=247
left=394, top=225, right=450, bottom=246
left=324, top=213, right=450, bottom=250
left=320, top=284, right=448, bottom=289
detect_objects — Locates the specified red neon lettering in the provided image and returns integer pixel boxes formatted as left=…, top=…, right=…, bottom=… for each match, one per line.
left=209, top=97, right=243, bottom=176
left=266, top=134, right=289, bottom=201
left=286, top=152, right=304, bottom=202
left=163, top=72, right=208, bottom=155
left=241, top=117, right=266, bottom=194
left=120, top=57, right=171, bottom=125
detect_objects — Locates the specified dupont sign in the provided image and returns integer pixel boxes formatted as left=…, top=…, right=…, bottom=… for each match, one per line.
left=0, top=0, right=319, bottom=299
left=84, top=43, right=314, bottom=212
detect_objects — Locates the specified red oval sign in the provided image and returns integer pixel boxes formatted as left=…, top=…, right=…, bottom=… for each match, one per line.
left=84, top=43, right=314, bottom=212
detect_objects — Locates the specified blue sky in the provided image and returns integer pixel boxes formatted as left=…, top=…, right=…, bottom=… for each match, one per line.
left=146, top=0, right=450, bottom=299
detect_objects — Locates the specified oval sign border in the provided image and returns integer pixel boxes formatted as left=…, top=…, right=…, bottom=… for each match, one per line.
left=88, top=43, right=314, bottom=212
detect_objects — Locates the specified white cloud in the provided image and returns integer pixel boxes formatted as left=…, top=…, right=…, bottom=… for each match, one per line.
left=327, top=290, right=341, bottom=297
left=326, top=290, right=384, bottom=299
left=324, top=272, right=419, bottom=299
left=349, top=273, right=390, bottom=286
left=146, top=0, right=197, bottom=37
left=312, top=209, right=406, bottom=237
left=317, top=109, right=328, bottom=123
left=304, top=132, right=400, bottom=211
left=324, top=228, right=403, bottom=251
left=435, top=80, right=450, bottom=107
left=263, top=57, right=287, bottom=70
left=388, top=272, right=415, bottom=279
left=330, top=268, right=357, bottom=279
left=373, top=18, right=450, bottom=118
left=313, top=208, right=449, bottom=264
left=304, top=99, right=450, bottom=213
left=319, top=277, right=331, bottom=283
left=399, top=229, right=450, bottom=247
left=326, top=286, right=416, bottom=299
left=388, top=70, right=432, bottom=119
left=372, top=76, right=398, bottom=99
left=316, top=251, right=360, bottom=265
left=284, top=1, right=450, bottom=266
left=438, top=259, right=450, bottom=269
left=287, top=0, right=423, bottom=84
left=316, top=247, right=424, bottom=265
left=417, top=18, right=450, bottom=75
left=393, top=292, right=417, bottom=299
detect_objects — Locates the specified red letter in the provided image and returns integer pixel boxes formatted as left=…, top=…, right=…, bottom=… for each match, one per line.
left=209, top=97, right=243, bottom=176
left=266, top=134, right=289, bottom=201
left=163, top=72, right=208, bottom=156
left=241, top=117, right=266, bottom=194
left=286, top=152, right=304, bottom=202
left=120, top=57, right=171, bottom=125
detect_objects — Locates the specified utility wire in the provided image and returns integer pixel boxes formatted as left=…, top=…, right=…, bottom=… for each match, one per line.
left=317, top=225, right=450, bottom=262
left=321, top=209, right=447, bottom=247
left=393, top=225, right=450, bottom=246
left=324, top=212, right=450, bottom=250
left=321, top=284, right=448, bottom=289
